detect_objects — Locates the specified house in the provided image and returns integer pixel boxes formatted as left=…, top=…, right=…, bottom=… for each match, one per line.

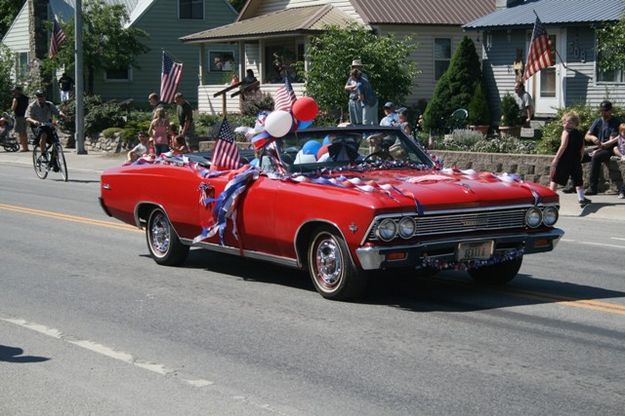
left=180, top=0, right=495, bottom=115
left=1, top=0, right=238, bottom=104
left=464, top=0, right=625, bottom=120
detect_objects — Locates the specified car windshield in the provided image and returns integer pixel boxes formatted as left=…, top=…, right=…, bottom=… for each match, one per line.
left=259, top=127, right=434, bottom=173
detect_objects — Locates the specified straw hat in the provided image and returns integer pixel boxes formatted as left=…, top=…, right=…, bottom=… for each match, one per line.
left=351, top=59, right=363, bottom=67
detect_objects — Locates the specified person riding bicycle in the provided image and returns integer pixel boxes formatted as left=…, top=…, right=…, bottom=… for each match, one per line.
left=25, top=90, right=65, bottom=160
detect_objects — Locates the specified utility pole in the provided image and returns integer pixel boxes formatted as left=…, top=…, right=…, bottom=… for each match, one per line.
left=75, top=0, right=86, bottom=154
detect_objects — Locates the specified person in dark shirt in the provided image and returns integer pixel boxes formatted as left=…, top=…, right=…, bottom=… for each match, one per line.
left=148, top=92, right=166, bottom=117
left=58, top=73, right=74, bottom=102
left=174, top=92, right=196, bottom=151
left=11, top=86, right=30, bottom=152
left=584, top=100, right=620, bottom=194
left=550, top=111, right=590, bottom=207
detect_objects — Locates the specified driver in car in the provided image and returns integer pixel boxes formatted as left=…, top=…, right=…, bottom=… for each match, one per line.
left=25, top=90, right=65, bottom=158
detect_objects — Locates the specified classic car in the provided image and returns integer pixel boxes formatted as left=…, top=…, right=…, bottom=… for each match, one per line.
left=99, top=126, right=563, bottom=300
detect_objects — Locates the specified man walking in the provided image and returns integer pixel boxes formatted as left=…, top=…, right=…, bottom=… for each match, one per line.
left=11, top=86, right=29, bottom=152
left=58, top=72, right=74, bottom=102
left=174, top=92, right=197, bottom=151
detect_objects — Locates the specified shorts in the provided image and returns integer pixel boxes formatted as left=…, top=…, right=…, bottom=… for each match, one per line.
left=34, top=125, right=59, bottom=144
left=14, top=117, right=26, bottom=134
left=550, top=160, right=583, bottom=187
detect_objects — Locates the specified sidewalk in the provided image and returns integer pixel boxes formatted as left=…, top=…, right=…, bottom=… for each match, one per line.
left=1, top=149, right=623, bottom=220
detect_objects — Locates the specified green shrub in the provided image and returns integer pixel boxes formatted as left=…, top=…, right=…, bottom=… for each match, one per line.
left=500, top=93, right=520, bottom=126
left=467, top=81, right=491, bottom=126
left=423, top=36, right=482, bottom=132
left=471, top=137, right=536, bottom=154
left=241, top=92, right=274, bottom=116
left=102, top=127, right=123, bottom=138
left=59, top=95, right=106, bottom=134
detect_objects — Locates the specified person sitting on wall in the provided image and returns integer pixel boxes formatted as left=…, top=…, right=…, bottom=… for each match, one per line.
left=514, top=81, right=534, bottom=126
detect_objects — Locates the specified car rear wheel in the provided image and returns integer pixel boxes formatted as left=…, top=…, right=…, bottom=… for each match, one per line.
left=146, top=208, right=189, bottom=266
left=468, top=256, right=523, bottom=285
left=307, top=226, right=366, bottom=300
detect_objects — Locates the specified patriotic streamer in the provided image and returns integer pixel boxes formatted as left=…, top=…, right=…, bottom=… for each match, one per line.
left=420, top=248, right=525, bottom=272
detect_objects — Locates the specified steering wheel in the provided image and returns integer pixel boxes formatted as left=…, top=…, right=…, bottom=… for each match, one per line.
left=364, top=150, right=393, bottom=162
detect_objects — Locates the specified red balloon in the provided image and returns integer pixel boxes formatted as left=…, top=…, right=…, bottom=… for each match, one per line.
left=292, top=97, right=319, bottom=122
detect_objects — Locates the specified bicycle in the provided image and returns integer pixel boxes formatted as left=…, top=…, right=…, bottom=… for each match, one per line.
left=32, top=122, right=68, bottom=181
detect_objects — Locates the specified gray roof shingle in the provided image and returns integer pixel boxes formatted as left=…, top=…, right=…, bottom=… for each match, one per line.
left=465, top=0, right=624, bottom=29
left=352, top=0, right=495, bottom=25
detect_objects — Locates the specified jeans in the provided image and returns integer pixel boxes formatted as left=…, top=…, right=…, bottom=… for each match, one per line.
left=348, top=100, right=362, bottom=125
left=362, top=101, right=378, bottom=126
left=588, top=148, right=613, bottom=191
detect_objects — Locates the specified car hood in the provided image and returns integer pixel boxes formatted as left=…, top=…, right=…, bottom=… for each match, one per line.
left=329, top=168, right=556, bottom=212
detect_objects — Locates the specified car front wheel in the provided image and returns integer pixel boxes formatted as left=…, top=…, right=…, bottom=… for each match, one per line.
left=468, top=256, right=523, bottom=285
left=307, top=226, right=366, bottom=300
left=146, top=208, right=189, bottom=266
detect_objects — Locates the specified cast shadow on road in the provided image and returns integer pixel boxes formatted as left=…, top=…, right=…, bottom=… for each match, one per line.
left=181, top=250, right=625, bottom=312
left=0, top=345, right=49, bottom=363
left=579, top=201, right=625, bottom=217
left=48, top=179, right=100, bottom=184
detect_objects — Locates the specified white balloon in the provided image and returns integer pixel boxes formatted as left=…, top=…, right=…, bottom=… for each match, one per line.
left=265, top=110, right=293, bottom=138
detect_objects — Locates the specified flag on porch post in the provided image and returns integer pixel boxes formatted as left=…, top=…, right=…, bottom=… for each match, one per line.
left=48, top=17, right=66, bottom=58
left=160, top=51, right=183, bottom=103
left=523, top=16, right=555, bottom=80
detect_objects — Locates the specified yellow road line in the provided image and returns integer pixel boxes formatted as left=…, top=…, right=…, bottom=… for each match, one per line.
left=0, top=203, right=140, bottom=233
left=2, top=202, right=625, bottom=315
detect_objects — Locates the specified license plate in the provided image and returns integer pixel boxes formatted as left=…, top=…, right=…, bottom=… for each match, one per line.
left=456, top=241, right=494, bottom=261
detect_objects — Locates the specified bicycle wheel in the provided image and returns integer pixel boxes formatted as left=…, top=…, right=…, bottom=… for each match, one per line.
left=32, top=144, right=49, bottom=179
left=54, top=143, right=68, bottom=182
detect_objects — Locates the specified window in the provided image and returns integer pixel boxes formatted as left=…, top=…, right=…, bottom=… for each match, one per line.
left=596, top=49, right=625, bottom=83
left=105, top=66, right=131, bottom=82
left=15, top=52, right=29, bottom=83
left=264, top=45, right=298, bottom=83
left=179, top=0, right=203, bottom=19
left=434, top=38, right=451, bottom=80
left=209, top=51, right=235, bottom=72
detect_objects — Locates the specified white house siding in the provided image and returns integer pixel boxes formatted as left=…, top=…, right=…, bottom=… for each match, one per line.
left=375, top=25, right=481, bottom=107
left=254, top=0, right=363, bottom=24
left=198, top=82, right=306, bottom=114
left=1, top=3, right=29, bottom=52
left=91, top=0, right=237, bottom=104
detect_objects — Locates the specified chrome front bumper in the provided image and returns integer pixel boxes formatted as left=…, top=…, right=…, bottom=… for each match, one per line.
left=355, top=228, right=564, bottom=270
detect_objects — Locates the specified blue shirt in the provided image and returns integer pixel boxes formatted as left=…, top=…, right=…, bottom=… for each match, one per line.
left=588, top=116, right=620, bottom=143
left=380, top=112, right=399, bottom=127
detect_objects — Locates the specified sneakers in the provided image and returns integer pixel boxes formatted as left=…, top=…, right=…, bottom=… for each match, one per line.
left=618, top=191, right=625, bottom=199
left=579, top=197, right=592, bottom=208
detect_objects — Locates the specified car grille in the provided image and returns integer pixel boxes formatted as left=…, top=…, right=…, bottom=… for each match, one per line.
left=367, top=209, right=527, bottom=241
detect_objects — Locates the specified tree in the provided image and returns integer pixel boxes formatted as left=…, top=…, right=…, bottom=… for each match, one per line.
left=0, top=44, right=15, bottom=110
left=0, top=0, right=24, bottom=38
left=305, top=24, right=418, bottom=120
left=423, top=36, right=482, bottom=132
left=467, top=81, right=491, bottom=126
left=50, top=0, right=149, bottom=94
left=228, top=0, right=246, bottom=12
left=597, top=15, right=625, bottom=72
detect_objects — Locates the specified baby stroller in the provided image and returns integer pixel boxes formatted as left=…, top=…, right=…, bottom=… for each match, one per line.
left=0, top=112, right=20, bottom=152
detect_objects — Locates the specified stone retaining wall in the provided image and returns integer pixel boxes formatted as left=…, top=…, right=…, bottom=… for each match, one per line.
left=431, top=150, right=625, bottom=193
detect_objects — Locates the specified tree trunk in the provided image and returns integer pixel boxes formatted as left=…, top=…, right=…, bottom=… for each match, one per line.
left=28, top=0, right=51, bottom=91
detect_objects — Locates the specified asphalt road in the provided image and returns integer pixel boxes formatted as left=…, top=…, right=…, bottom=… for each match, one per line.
left=1, top=160, right=624, bottom=416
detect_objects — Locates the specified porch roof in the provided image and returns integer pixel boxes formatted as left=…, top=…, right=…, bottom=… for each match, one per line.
left=180, top=4, right=355, bottom=44
left=465, top=0, right=624, bottom=29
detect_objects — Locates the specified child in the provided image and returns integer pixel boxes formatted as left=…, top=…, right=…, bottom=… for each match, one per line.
left=614, top=123, right=625, bottom=198
left=171, top=135, right=190, bottom=155
left=0, top=117, right=8, bottom=138
left=549, top=111, right=590, bottom=207
left=167, top=122, right=178, bottom=149
left=127, top=131, right=150, bottom=162
left=148, top=107, right=170, bottom=155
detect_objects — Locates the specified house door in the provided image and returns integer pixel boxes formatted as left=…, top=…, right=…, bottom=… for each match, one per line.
left=528, top=29, right=566, bottom=116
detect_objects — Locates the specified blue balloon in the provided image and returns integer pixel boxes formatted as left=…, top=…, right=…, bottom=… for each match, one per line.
left=298, top=120, right=313, bottom=130
left=302, top=140, right=322, bottom=155
left=322, top=134, right=332, bottom=145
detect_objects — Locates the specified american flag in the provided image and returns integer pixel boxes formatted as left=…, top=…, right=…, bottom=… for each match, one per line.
left=160, top=51, right=183, bottom=103
left=273, top=77, right=297, bottom=111
left=48, top=17, right=66, bottom=58
left=212, top=118, right=241, bottom=170
left=523, top=16, right=555, bottom=80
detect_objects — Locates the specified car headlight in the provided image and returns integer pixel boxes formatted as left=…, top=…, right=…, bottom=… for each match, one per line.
left=398, top=217, right=416, bottom=239
left=542, top=206, right=558, bottom=226
left=376, top=219, right=397, bottom=242
left=525, top=207, right=542, bottom=228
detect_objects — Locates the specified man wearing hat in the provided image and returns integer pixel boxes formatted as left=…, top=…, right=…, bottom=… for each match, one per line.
left=380, top=102, right=400, bottom=127
left=25, top=90, right=65, bottom=157
left=11, top=86, right=30, bottom=152
left=584, top=100, right=620, bottom=194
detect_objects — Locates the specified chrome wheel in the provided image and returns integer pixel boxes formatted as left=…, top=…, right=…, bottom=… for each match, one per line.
left=149, top=211, right=171, bottom=257
left=307, top=226, right=366, bottom=300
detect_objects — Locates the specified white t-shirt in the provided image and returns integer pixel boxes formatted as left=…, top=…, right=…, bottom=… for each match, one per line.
left=130, top=143, right=147, bottom=157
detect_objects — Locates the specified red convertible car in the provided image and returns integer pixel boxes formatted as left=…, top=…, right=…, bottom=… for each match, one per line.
left=100, top=126, right=563, bottom=300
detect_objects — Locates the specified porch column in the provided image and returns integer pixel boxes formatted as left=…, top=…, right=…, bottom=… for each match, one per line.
left=199, top=44, right=207, bottom=85
left=304, top=37, right=310, bottom=73
left=238, top=41, right=245, bottom=81
left=259, top=38, right=264, bottom=84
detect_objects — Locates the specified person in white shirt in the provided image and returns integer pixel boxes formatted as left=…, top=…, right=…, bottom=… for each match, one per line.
left=127, top=131, right=150, bottom=162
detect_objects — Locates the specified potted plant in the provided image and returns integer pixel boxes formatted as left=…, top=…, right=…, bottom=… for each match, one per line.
left=499, top=93, right=521, bottom=138
left=467, top=81, right=491, bottom=135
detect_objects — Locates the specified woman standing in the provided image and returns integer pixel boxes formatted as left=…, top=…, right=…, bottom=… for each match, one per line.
left=149, top=108, right=170, bottom=156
